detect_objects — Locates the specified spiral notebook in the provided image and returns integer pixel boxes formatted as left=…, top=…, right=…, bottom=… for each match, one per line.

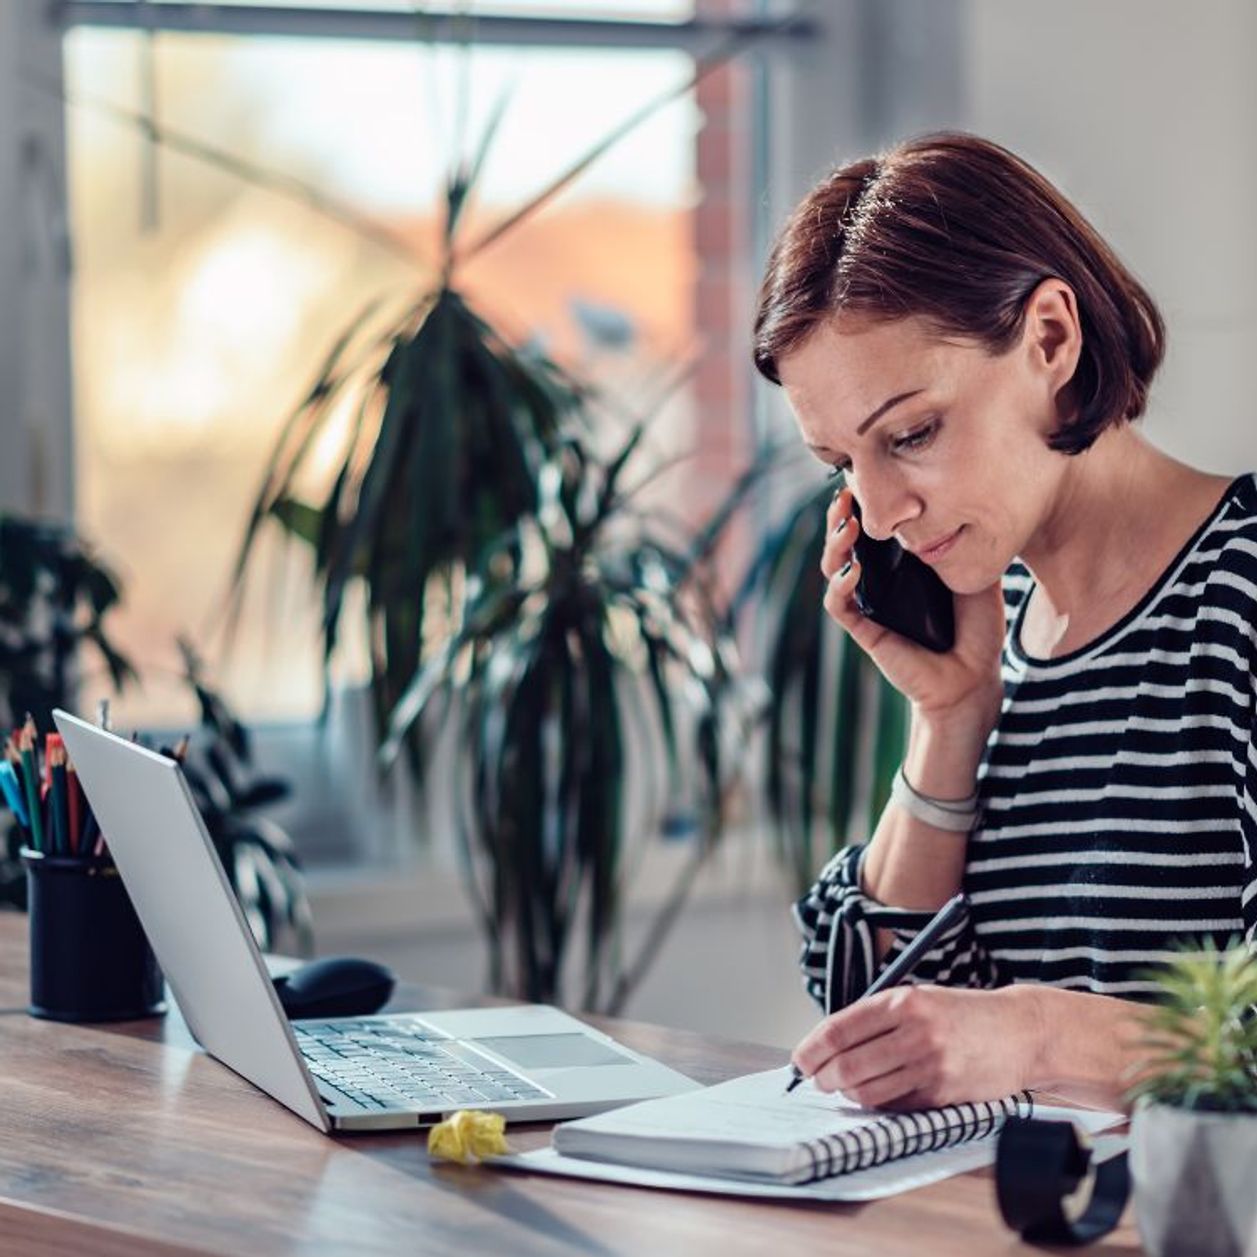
left=550, top=1068, right=1035, bottom=1186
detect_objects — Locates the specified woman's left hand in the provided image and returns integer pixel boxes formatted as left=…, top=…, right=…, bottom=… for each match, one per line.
left=791, top=984, right=1044, bottom=1108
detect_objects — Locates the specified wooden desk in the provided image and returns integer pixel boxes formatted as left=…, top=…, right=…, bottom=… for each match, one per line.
left=0, top=913, right=1141, bottom=1256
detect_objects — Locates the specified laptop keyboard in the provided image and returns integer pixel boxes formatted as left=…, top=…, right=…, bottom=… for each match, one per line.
left=293, top=1017, right=551, bottom=1112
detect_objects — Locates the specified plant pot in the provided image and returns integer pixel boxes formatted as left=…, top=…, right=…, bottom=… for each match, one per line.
left=1130, top=1101, right=1257, bottom=1257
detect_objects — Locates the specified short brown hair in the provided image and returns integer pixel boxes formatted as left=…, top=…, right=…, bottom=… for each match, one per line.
left=752, top=132, right=1165, bottom=455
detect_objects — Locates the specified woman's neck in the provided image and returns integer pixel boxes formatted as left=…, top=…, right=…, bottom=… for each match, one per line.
left=1018, top=427, right=1230, bottom=651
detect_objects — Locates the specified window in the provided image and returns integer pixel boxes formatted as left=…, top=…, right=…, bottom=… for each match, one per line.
left=63, top=8, right=758, bottom=725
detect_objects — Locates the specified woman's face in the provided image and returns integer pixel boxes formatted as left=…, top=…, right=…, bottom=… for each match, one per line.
left=777, top=290, right=1079, bottom=594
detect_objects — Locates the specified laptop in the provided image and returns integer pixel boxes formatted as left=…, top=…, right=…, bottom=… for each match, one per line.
left=53, top=710, right=698, bottom=1132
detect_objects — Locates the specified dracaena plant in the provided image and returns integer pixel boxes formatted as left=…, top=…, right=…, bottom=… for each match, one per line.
left=229, top=196, right=585, bottom=760
left=220, top=26, right=788, bottom=1003
left=378, top=423, right=763, bottom=1012
left=228, top=30, right=759, bottom=761
left=1130, top=941, right=1257, bottom=1112
left=734, top=472, right=908, bottom=894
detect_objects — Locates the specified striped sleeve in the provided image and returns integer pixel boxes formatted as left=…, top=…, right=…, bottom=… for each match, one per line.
left=792, top=844, right=1007, bottom=1013
left=1243, top=667, right=1257, bottom=942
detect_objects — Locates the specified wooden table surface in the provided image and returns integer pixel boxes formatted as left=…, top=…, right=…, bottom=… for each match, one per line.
left=0, top=912, right=1143, bottom=1256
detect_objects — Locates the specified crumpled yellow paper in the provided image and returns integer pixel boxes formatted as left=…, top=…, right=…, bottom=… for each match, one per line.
left=427, top=1109, right=511, bottom=1165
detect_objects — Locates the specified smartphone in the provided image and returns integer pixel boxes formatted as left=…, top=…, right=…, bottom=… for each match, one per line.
left=849, top=497, right=955, bottom=653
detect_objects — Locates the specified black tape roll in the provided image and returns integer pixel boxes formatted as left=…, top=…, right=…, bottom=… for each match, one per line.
left=995, top=1117, right=1130, bottom=1246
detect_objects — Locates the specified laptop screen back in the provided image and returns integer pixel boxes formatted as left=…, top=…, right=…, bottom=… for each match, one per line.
left=52, top=710, right=328, bottom=1130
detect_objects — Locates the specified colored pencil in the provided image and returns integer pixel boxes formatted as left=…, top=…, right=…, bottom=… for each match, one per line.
left=81, top=808, right=101, bottom=855
left=18, top=722, right=44, bottom=853
left=42, top=733, right=62, bottom=794
left=0, top=760, right=30, bottom=830
left=50, top=745, right=70, bottom=857
left=66, top=763, right=83, bottom=855
left=2, top=738, right=26, bottom=824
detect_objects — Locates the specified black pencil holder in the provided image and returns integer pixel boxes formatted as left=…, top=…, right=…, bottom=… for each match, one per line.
left=22, top=847, right=166, bottom=1022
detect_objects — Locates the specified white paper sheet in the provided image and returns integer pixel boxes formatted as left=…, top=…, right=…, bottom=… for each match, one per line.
left=496, top=1069, right=1126, bottom=1202
left=497, top=1140, right=1002, bottom=1201
left=556, top=1067, right=913, bottom=1151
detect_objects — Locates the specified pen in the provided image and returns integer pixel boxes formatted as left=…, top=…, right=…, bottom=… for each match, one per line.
left=785, top=891, right=968, bottom=1095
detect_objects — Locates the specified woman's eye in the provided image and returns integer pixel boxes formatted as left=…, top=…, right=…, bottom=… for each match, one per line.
left=826, top=461, right=851, bottom=479
left=892, top=419, right=939, bottom=454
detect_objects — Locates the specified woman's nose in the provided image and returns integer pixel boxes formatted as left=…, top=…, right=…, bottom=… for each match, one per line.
left=851, top=473, right=919, bottom=542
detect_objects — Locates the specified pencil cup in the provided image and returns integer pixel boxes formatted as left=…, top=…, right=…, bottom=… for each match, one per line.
left=22, top=848, right=166, bottom=1022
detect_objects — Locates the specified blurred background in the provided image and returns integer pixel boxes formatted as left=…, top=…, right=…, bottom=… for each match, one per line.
left=1, top=0, right=1253, bottom=1049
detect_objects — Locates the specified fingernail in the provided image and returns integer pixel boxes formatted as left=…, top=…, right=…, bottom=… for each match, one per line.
left=830, top=517, right=848, bottom=538
left=839, top=560, right=853, bottom=578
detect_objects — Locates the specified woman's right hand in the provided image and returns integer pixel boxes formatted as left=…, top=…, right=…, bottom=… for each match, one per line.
left=821, top=485, right=1006, bottom=725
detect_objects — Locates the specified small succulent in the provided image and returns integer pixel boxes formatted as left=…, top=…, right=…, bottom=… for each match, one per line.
left=1130, top=940, right=1257, bottom=1112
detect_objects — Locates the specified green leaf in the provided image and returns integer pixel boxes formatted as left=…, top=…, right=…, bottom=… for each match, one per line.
left=458, top=13, right=789, bottom=264
left=868, top=677, right=908, bottom=832
left=268, top=497, right=323, bottom=548
left=740, top=469, right=914, bottom=890
left=1128, top=941, right=1257, bottom=1110
left=828, top=631, right=864, bottom=854
left=445, top=84, right=514, bottom=246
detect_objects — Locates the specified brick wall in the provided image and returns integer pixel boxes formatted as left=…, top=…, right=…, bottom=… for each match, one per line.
left=692, top=0, right=754, bottom=584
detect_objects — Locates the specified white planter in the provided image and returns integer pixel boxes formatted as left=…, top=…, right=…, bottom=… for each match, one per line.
left=1130, top=1102, right=1257, bottom=1257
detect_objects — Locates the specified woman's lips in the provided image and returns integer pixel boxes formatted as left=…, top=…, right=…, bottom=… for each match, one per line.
left=910, top=526, right=964, bottom=562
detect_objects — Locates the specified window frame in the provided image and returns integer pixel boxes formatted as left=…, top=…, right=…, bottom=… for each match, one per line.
left=3, top=0, right=961, bottom=868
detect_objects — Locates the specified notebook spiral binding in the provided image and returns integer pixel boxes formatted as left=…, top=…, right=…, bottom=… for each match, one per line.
left=796, top=1092, right=1036, bottom=1184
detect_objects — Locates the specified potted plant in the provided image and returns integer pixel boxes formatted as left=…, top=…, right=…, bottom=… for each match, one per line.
left=0, top=515, right=135, bottom=733
left=0, top=515, right=135, bottom=906
left=228, top=21, right=785, bottom=763
left=0, top=519, right=306, bottom=942
left=1128, top=941, right=1257, bottom=1257
left=229, top=206, right=585, bottom=762
left=172, top=639, right=314, bottom=956
left=733, top=471, right=908, bottom=893
left=379, top=423, right=762, bottom=1011
left=224, top=32, right=784, bottom=1003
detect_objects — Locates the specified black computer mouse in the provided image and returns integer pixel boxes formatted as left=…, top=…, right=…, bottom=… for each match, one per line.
left=272, top=956, right=396, bottom=1020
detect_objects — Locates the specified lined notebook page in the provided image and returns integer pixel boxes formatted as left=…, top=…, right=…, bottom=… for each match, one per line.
left=552, top=1068, right=1034, bottom=1185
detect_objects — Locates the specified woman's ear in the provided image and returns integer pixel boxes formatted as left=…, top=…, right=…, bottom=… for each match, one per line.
left=1021, top=278, right=1083, bottom=419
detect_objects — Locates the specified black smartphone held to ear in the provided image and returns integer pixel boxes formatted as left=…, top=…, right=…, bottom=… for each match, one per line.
left=850, top=497, right=956, bottom=653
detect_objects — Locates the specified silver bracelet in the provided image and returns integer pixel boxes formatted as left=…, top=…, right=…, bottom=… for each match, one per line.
left=890, top=765, right=979, bottom=832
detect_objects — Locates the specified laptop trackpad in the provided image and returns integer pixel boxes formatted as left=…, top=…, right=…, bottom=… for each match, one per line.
left=474, top=1033, right=634, bottom=1069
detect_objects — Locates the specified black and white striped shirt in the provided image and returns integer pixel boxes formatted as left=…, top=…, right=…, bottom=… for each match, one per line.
left=794, top=472, right=1257, bottom=1014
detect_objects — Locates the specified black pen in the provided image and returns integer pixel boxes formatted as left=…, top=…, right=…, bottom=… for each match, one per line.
left=784, top=891, right=968, bottom=1095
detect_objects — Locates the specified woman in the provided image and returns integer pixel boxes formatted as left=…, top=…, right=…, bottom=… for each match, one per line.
left=753, top=132, right=1257, bottom=1112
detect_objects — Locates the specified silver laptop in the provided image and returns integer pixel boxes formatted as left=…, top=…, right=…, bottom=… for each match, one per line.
left=54, top=710, right=697, bottom=1132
